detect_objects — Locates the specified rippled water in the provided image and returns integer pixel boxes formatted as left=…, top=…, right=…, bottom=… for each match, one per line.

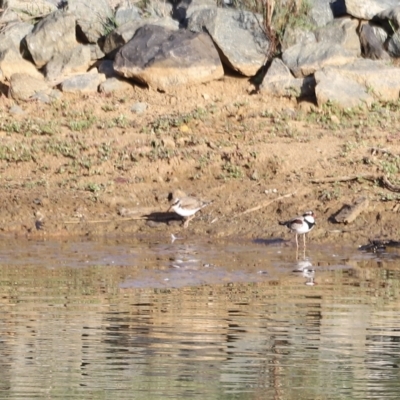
left=0, top=235, right=400, bottom=399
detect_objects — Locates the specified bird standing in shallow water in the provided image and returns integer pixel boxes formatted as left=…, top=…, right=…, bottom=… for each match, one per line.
left=168, top=196, right=211, bottom=228
left=279, top=211, right=316, bottom=249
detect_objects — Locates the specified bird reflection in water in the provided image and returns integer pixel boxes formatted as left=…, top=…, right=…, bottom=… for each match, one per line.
left=293, top=259, right=316, bottom=286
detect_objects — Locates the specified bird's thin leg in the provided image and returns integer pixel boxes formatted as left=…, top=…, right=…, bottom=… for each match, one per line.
left=295, top=234, right=299, bottom=249
left=303, top=234, right=306, bottom=248
left=183, top=215, right=194, bottom=228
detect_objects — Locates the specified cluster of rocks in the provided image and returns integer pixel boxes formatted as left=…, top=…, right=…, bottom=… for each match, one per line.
left=1, top=0, right=400, bottom=107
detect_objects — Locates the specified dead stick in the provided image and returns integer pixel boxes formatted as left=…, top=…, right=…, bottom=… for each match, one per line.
left=234, top=190, right=297, bottom=218
left=311, top=174, right=400, bottom=193
left=382, top=175, right=400, bottom=193
left=310, top=174, right=377, bottom=184
left=63, top=216, right=146, bottom=224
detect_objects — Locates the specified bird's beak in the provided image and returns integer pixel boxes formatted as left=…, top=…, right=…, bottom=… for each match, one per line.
left=167, top=204, right=173, bottom=212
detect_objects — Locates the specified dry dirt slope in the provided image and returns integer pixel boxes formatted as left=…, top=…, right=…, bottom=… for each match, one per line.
left=1, top=76, right=400, bottom=245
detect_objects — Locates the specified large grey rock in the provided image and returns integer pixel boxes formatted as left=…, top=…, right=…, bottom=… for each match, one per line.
left=260, top=58, right=315, bottom=98
left=188, top=8, right=269, bottom=76
left=102, top=17, right=179, bottom=58
left=315, top=18, right=360, bottom=55
left=9, top=73, right=50, bottom=101
left=388, top=31, right=400, bottom=57
left=338, top=59, right=400, bottom=101
left=359, top=23, right=390, bottom=59
left=315, top=68, right=374, bottom=108
left=115, top=4, right=142, bottom=26
left=0, top=22, right=34, bottom=52
left=88, top=43, right=105, bottom=60
left=345, top=0, right=399, bottom=20
left=45, top=44, right=92, bottom=81
left=25, top=11, right=77, bottom=68
left=67, top=0, right=113, bottom=43
left=376, top=5, right=400, bottom=27
left=97, top=59, right=117, bottom=78
left=315, top=59, right=400, bottom=107
left=145, top=0, right=173, bottom=18
left=60, top=71, right=106, bottom=93
left=0, top=47, right=43, bottom=81
left=1, top=0, right=57, bottom=21
left=282, top=41, right=357, bottom=78
left=99, top=77, right=133, bottom=93
left=309, top=0, right=346, bottom=27
left=114, top=24, right=224, bottom=91
left=174, top=0, right=217, bottom=25
left=377, top=7, right=400, bottom=56
left=30, top=89, right=62, bottom=103
left=281, top=27, right=316, bottom=52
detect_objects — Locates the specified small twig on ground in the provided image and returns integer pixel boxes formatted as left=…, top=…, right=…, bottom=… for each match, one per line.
left=63, top=217, right=146, bottom=224
left=382, top=175, right=400, bottom=192
left=310, top=174, right=377, bottom=184
left=311, top=174, right=400, bottom=193
left=234, top=190, right=297, bottom=218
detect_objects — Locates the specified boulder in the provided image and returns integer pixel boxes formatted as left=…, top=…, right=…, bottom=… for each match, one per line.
left=9, top=73, right=50, bottom=101
left=67, top=0, right=113, bottom=43
left=0, top=22, right=34, bottom=52
left=315, top=68, right=374, bottom=108
left=359, top=23, right=390, bottom=59
left=260, top=58, right=315, bottom=98
left=174, top=0, right=217, bottom=25
left=308, top=0, right=346, bottom=27
left=388, top=31, right=400, bottom=57
left=326, top=59, right=400, bottom=101
left=115, top=3, right=142, bottom=26
left=25, top=11, right=77, bottom=68
left=60, top=71, right=106, bottom=93
left=88, top=44, right=105, bottom=61
left=1, top=0, right=57, bottom=21
left=315, top=18, right=360, bottom=56
left=377, top=7, right=400, bottom=56
left=0, top=47, right=43, bottom=81
left=376, top=5, right=400, bottom=27
left=102, top=17, right=179, bottom=58
left=114, top=24, right=224, bottom=91
left=144, top=0, right=173, bottom=18
left=345, top=0, right=399, bottom=20
left=281, top=27, right=316, bottom=52
left=97, top=59, right=118, bottom=78
left=188, top=8, right=269, bottom=76
left=282, top=42, right=357, bottom=78
left=99, top=77, right=133, bottom=93
left=45, top=44, right=92, bottom=81
left=315, top=59, right=400, bottom=107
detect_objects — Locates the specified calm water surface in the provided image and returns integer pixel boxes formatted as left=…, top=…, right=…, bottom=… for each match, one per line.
left=0, top=236, right=399, bottom=399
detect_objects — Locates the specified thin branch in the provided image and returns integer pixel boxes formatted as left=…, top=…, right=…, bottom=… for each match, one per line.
left=311, top=174, right=400, bottom=193
left=310, top=174, right=377, bottom=184
left=382, top=175, right=400, bottom=192
left=63, top=216, right=146, bottom=224
left=234, top=190, right=297, bottom=218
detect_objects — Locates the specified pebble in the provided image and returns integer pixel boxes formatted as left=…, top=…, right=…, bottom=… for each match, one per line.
left=131, top=102, right=148, bottom=114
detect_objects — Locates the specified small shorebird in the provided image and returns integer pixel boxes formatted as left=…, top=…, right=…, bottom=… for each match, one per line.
left=168, top=196, right=211, bottom=228
left=279, top=211, right=316, bottom=249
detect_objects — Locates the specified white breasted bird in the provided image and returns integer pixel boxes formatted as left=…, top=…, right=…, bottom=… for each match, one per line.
left=168, top=196, right=212, bottom=228
left=279, top=211, right=316, bottom=248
